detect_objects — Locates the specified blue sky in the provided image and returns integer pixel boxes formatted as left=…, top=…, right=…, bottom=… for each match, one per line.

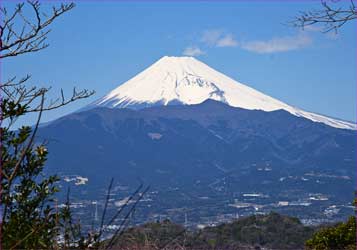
left=3, top=1, right=356, bottom=125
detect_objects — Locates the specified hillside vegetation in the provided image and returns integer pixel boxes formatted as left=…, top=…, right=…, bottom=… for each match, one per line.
left=110, top=212, right=317, bottom=250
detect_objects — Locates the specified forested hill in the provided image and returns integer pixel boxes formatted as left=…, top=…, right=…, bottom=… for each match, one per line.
left=107, top=212, right=317, bottom=250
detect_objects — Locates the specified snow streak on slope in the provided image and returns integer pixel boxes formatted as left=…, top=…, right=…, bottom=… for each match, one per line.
left=89, top=56, right=355, bottom=130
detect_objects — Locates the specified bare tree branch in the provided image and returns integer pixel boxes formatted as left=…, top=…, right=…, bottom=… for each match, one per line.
left=0, top=2, right=97, bottom=249
left=105, top=183, right=144, bottom=229
left=98, top=178, right=114, bottom=242
left=105, top=185, right=150, bottom=250
left=0, top=1, right=75, bottom=58
left=8, top=91, right=44, bottom=182
left=1, top=75, right=95, bottom=127
left=290, top=0, right=357, bottom=33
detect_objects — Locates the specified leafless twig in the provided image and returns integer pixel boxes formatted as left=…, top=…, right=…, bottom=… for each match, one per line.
left=290, top=0, right=357, bottom=33
left=105, top=185, right=150, bottom=249
left=98, top=178, right=114, bottom=242
left=0, top=1, right=75, bottom=58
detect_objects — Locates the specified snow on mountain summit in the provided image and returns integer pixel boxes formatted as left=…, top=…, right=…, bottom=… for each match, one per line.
left=88, top=56, right=356, bottom=130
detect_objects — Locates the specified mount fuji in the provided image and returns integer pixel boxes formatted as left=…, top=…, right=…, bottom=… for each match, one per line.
left=87, top=56, right=355, bottom=130
left=38, top=56, right=356, bottom=225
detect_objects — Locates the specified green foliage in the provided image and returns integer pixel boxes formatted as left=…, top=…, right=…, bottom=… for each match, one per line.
left=1, top=77, right=96, bottom=250
left=1, top=2, right=95, bottom=249
left=305, top=216, right=356, bottom=250
left=1, top=117, right=61, bottom=249
left=0, top=98, right=27, bottom=120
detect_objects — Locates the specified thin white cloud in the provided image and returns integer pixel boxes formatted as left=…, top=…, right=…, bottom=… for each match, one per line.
left=325, top=31, right=339, bottom=40
left=182, top=46, right=205, bottom=56
left=302, top=25, right=324, bottom=32
left=299, top=25, right=339, bottom=41
left=200, top=30, right=238, bottom=47
left=196, top=29, right=312, bottom=54
left=240, top=33, right=312, bottom=54
left=216, top=34, right=238, bottom=47
left=201, top=29, right=223, bottom=46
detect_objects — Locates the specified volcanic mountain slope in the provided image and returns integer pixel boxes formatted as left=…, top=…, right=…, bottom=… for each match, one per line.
left=40, top=100, right=355, bottom=193
left=87, top=56, right=355, bottom=130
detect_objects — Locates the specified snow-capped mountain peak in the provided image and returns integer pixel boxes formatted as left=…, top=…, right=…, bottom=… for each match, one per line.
left=88, top=56, right=355, bottom=130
